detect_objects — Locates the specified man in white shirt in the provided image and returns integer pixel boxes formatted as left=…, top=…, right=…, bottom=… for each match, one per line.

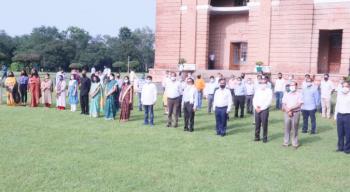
left=141, top=76, right=157, bottom=126
left=205, top=76, right=218, bottom=113
left=213, top=78, right=233, bottom=137
left=253, top=78, right=273, bottom=143
left=245, top=78, right=255, bottom=114
left=274, top=72, right=285, bottom=110
left=334, top=81, right=350, bottom=154
left=320, top=73, right=334, bottom=118
left=182, top=78, right=198, bottom=132
left=165, top=72, right=182, bottom=128
left=282, top=81, right=304, bottom=149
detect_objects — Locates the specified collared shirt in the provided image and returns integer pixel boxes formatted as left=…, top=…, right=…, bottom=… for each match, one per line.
left=282, top=91, right=303, bottom=111
left=253, top=88, right=273, bottom=111
left=204, top=81, right=217, bottom=96
left=182, top=85, right=198, bottom=109
left=274, top=78, right=286, bottom=92
left=234, top=83, right=246, bottom=96
left=141, top=83, right=157, bottom=106
left=301, top=86, right=320, bottom=110
left=213, top=88, right=233, bottom=112
left=165, top=80, right=182, bottom=99
left=228, top=79, right=236, bottom=89
left=245, top=83, right=255, bottom=95
left=335, top=91, right=350, bottom=115
left=19, top=75, right=29, bottom=85
left=320, top=80, right=334, bottom=99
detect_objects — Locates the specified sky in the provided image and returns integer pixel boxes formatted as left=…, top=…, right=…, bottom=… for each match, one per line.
left=0, top=0, right=156, bottom=37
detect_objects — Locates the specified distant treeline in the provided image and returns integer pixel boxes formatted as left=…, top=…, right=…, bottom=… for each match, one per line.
left=0, top=26, right=154, bottom=72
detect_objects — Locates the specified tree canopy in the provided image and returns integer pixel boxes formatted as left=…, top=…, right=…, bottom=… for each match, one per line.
left=0, top=26, right=154, bottom=72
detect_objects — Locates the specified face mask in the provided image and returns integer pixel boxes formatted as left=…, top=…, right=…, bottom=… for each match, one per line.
left=342, top=87, right=350, bottom=94
left=324, top=77, right=329, bottom=81
left=171, top=77, right=176, bottom=81
left=146, top=79, right=151, bottom=84
left=290, top=86, right=296, bottom=92
left=278, top=76, right=282, bottom=79
left=124, top=80, right=129, bottom=83
left=210, top=79, right=214, bottom=83
left=220, top=85, right=225, bottom=89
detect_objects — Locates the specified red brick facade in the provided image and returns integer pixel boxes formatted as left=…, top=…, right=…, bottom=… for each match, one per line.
left=151, top=0, right=350, bottom=81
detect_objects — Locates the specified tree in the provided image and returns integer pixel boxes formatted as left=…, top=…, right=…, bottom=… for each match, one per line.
left=12, top=53, right=41, bottom=68
left=0, top=30, right=16, bottom=64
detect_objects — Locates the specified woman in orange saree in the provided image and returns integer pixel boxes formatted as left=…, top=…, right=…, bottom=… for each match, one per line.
left=28, top=69, right=41, bottom=107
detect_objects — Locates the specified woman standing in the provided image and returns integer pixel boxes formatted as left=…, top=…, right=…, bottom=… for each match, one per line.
left=28, top=69, right=41, bottom=107
left=41, top=73, right=53, bottom=107
left=56, top=75, right=66, bottom=110
left=4, top=71, right=17, bottom=106
left=119, top=76, right=133, bottom=122
left=89, top=75, right=102, bottom=118
left=68, top=75, right=79, bottom=112
left=18, top=70, right=29, bottom=105
left=104, top=74, right=118, bottom=120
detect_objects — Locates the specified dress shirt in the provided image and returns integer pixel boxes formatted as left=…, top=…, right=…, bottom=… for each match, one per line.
left=335, top=91, right=350, bottom=115
left=274, top=78, right=286, bottom=92
left=141, top=83, right=158, bottom=105
left=228, top=79, right=236, bottom=89
left=205, top=82, right=217, bottom=96
left=320, top=80, right=334, bottom=99
left=182, top=85, right=198, bottom=109
left=234, top=83, right=246, bottom=96
left=165, top=80, right=182, bottom=99
left=213, top=88, right=233, bottom=112
left=245, top=83, right=255, bottom=95
left=282, top=91, right=303, bottom=111
left=301, top=86, right=320, bottom=110
left=253, top=88, right=273, bottom=111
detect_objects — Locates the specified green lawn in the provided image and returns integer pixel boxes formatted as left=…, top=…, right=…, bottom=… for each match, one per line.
left=0, top=97, right=349, bottom=192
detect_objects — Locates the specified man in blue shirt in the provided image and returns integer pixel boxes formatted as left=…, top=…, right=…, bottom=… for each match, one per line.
left=234, top=77, right=247, bottom=118
left=301, top=78, right=320, bottom=134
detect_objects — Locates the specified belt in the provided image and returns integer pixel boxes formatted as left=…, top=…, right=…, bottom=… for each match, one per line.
left=168, top=97, right=179, bottom=100
left=216, top=106, right=228, bottom=109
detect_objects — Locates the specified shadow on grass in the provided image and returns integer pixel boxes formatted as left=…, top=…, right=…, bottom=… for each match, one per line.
left=299, top=135, right=322, bottom=145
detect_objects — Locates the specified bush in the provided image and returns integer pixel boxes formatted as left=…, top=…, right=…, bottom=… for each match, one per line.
left=10, top=62, right=24, bottom=72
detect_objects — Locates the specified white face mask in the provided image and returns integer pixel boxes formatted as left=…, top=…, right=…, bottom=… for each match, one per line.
left=171, top=77, right=176, bottom=81
left=124, top=79, right=129, bottom=83
left=290, top=86, right=296, bottom=92
left=210, top=79, right=214, bottom=83
left=342, top=87, right=350, bottom=94
left=146, top=79, right=151, bottom=84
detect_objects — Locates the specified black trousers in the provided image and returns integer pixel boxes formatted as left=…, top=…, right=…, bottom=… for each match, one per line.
left=184, top=102, right=195, bottom=131
left=255, top=109, right=269, bottom=140
left=80, top=95, right=89, bottom=114
left=246, top=95, right=254, bottom=114
left=167, top=97, right=180, bottom=126
left=234, top=95, right=246, bottom=117
left=19, top=84, right=27, bottom=103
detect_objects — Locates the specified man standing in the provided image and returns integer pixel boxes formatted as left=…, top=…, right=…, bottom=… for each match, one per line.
left=282, top=81, right=303, bottom=149
left=80, top=70, right=91, bottom=115
left=234, top=77, right=246, bottom=118
left=141, top=76, right=157, bottom=126
left=194, top=75, right=205, bottom=110
left=274, top=72, right=285, bottom=110
left=165, top=72, right=182, bottom=128
left=253, top=78, right=273, bottom=143
left=209, top=53, right=215, bottom=70
left=182, top=78, right=198, bottom=132
left=137, top=74, right=146, bottom=111
left=245, top=78, right=255, bottom=114
left=334, top=81, right=350, bottom=154
left=213, top=79, right=232, bottom=137
left=301, top=78, right=320, bottom=134
left=205, top=76, right=217, bottom=113
left=320, top=73, right=334, bottom=118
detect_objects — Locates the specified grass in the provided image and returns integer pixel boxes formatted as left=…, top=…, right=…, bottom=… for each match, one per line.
left=0, top=95, right=349, bottom=192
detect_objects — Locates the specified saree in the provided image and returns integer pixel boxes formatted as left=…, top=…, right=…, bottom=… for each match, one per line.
left=119, top=84, right=133, bottom=121
left=41, top=79, right=52, bottom=106
left=4, top=77, right=16, bottom=106
left=89, top=83, right=102, bottom=118
left=104, top=80, right=117, bottom=120
left=68, top=80, right=79, bottom=105
left=29, top=76, right=41, bottom=107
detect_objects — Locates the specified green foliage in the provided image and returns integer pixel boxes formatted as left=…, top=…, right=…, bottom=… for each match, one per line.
left=10, top=62, right=24, bottom=72
left=178, top=58, right=186, bottom=64
left=256, top=61, right=264, bottom=66
left=1, top=26, right=154, bottom=72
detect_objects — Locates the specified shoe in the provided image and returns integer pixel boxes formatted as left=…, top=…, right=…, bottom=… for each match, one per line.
left=254, top=138, right=260, bottom=142
left=292, top=145, right=300, bottom=149
left=221, top=133, right=226, bottom=137
left=174, top=124, right=178, bottom=128
left=302, top=131, right=307, bottom=133
left=240, top=116, right=244, bottom=118
left=344, top=151, right=350, bottom=154
left=166, top=124, right=171, bottom=127
left=310, top=132, right=316, bottom=135
left=189, top=128, right=194, bottom=132
left=282, top=144, right=289, bottom=147
left=336, top=149, right=344, bottom=152
left=184, top=127, right=188, bottom=131
left=263, top=139, right=267, bottom=143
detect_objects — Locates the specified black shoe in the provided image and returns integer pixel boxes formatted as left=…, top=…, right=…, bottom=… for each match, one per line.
left=184, top=127, right=188, bottom=131
left=166, top=124, right=171, bottom=127
left=189, top=128, right=194, bottom=132
left=235, top=115, right=239, bottom=118
left=302, top=131, right=307, bottom=133
left=254, top=138, right=260, bottom=142
left=344, top=151, right=350, bottom=154
left=263, top=139, right=268, bottom=143
left=174, top=124, right=178, bottom=128
left=336, top=149, right=344, bottom=152
left=221, top=133, right=226, bottom=137
left=310, top=132, right=316, bottom=135
left=240, top=116, right=244, bottom=118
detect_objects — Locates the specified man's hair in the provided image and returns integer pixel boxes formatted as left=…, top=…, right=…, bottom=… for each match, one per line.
left=187, top=78, right=194, bottom=84
left=147, top=75, right=152, bottom=80
left=209, top=76, right=214, bottom=79
left=197, top=75, right=201, bottom=79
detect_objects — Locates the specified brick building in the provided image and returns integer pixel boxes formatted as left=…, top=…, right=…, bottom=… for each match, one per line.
left=151, top=0, right=350, bottom=81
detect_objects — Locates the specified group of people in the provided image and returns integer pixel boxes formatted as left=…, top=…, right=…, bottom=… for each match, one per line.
left=1, top=67, right=349, bottom=154
left=161, top=70, right=349, bottom=154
